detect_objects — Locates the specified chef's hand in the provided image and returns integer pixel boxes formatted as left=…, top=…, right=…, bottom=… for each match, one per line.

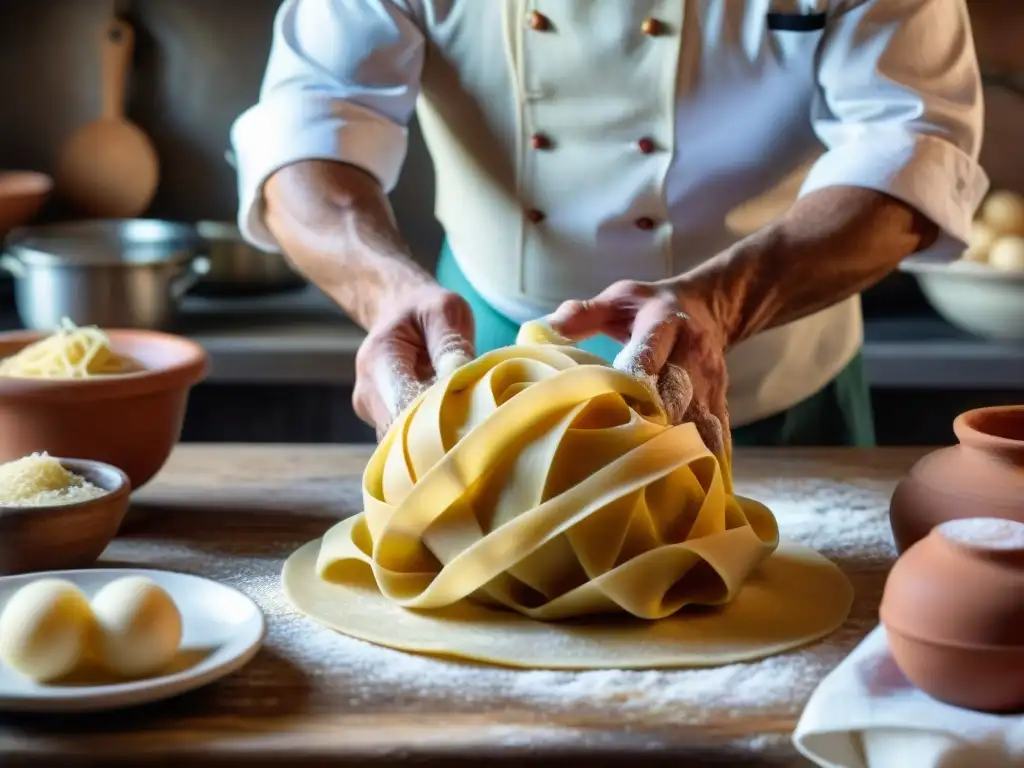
left=545, top=280, right=732, bottom=464
left=353, top=284, right=475, bottom=440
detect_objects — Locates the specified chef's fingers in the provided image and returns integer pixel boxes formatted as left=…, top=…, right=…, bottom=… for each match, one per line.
left=681, top=373, right=733, bottom=482
left=611, top=299, right=680, bottom=379
left=694, top=402, right=733, bottom=492
left=366, top=340, right=429, bottom=426
left=353, top=373, right=404, bottom=444
left=420, top=291, right=476, bottom=378
left=544, top=298, right=621, bottom=341
left=657, top=362, right=694, bottom=425
left=365, top=350, right=430, bottom=444
left=352, top=327, right=423, bottom=434
left=351, top=378, right=377, bottom=429
left=353, top=337, right=392, bottom=432
left=683, top=397, right=727, bottom=466
left=708, top=380, right=733, bottom=475
left=427, top=331, right=475, bottom=379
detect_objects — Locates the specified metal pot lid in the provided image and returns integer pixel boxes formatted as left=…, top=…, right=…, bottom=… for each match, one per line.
left=195, top=220, right=243, bottom=241
left=5, top=219, right=200, bottom=267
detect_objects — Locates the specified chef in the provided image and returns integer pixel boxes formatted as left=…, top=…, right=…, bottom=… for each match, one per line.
left=231, top=0, right=985, bottom=456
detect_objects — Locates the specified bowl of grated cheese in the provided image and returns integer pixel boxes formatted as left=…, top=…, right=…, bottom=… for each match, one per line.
left=0, top=320, right=207, bottom=489
left=0, top=453, right=130, bottom=575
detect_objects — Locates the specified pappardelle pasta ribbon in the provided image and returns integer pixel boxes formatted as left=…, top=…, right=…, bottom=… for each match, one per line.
left=315, top=323, right=779, bottom=621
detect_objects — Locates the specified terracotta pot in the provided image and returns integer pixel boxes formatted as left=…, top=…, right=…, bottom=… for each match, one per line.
left=880, top=517, right=1024, bottom=713
left=0, top=330, right=207, bottom=490
left=0, top=171, right=52, bottom=236
left=0, top=458, right=131, bottom=575
left=889, top=405, right=1024, bottom=554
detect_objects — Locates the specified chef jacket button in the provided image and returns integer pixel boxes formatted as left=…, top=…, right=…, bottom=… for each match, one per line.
left=526, top=209, right=546, bottom=223
left=531, top=133, right=552, bottom=150
left=635, top=217, right=656, bottom=231
left=641, top=18, right=665, bottom=36
left=527, top=11, right=551, bottom=31
left=637, top=137, right=656, bottom=154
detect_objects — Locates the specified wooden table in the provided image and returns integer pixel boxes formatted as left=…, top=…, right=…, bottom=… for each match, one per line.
left=0, top=445, right=926, bottom=767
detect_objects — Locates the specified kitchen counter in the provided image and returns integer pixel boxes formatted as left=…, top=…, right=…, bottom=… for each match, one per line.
left=2, top=286, right=1022, bottom=388
left=0, top=444, right=924, bottom=767
left=121, top=290, right=1024, bottom=390
left=863, top=317, right=1024, bottom=389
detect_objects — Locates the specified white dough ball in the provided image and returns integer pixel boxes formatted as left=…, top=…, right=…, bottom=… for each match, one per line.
left=0, top=579, right=94, bottom=682
left=988, top=235, right=1024, bottom=272
left=91, top=576, right=182, bottom=678
left=981, top=191, right=1024, bottom=236
left=962, top=220, right=996, bottom=262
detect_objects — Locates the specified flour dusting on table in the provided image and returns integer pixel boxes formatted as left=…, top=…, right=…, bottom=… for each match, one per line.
left=117, top=473, right=897, bottom=733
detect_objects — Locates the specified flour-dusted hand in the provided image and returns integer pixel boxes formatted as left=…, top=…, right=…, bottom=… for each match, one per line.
left=546, top=280, right=732, bottom=464
left=353, top=284, right=475, bottom=439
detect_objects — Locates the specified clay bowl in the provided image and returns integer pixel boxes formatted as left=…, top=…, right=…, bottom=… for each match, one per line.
left=880, top=517, right=1024, bottom=713
left=889, top=404, right=1024, bottom=553
left=0, top=172, right=52, bottom=235
left=0, top=330, right=208, bottom=490
left=0, top=458, right=130, bottom=575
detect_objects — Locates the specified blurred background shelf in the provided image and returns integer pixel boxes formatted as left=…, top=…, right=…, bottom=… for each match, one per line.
left=3, top=287, right=1020, bottom=391
left=0, top=0, right=1021, bottom=444
left=863, top=316, right=1024, bottom=390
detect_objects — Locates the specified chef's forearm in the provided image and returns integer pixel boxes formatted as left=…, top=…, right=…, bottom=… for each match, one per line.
left=263, top=159, right=435, bottom=330
left=678, top=186, right=939, bottom=348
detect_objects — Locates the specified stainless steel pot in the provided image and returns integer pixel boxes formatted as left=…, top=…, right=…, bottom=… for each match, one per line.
left=191, top=221, right=305, bottom=297
left=1, top=219, right=209, bottom=331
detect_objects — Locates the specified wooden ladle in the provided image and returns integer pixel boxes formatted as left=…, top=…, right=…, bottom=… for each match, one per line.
left=56, top=16, right=159, bottom=218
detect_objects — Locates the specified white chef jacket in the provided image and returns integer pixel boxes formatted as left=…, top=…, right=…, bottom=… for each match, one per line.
left=231, top=0, right=987, bottom=427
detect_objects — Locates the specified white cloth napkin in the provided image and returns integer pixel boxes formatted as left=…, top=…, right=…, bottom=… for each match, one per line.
left=793, top=626, right=1024, bottom=768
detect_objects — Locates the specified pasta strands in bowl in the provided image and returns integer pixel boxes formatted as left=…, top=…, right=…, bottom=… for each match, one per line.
left=0, top=318, right=141, bottom=378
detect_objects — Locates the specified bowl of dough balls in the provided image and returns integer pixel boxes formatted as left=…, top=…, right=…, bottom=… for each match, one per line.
left=900, top=189, right=1024, bottom=341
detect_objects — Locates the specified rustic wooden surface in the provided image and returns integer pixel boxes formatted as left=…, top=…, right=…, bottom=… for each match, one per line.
left=0, top=445, right=928, bottom=767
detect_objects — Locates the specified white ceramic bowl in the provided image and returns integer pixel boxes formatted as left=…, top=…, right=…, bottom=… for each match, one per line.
left=900, top=256, right=1024, bottom=341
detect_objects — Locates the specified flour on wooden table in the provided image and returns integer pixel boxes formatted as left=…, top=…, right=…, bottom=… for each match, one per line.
left=113, top=475, right=896, bottom=727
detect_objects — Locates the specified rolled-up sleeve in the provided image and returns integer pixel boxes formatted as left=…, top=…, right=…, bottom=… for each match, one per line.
left=231, top=0, right=425, bottom=251
left=800, top=0, right=988, bottom=252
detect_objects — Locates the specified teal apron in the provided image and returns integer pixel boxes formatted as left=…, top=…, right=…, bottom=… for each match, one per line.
left=436, top=244, right=876, bottom=447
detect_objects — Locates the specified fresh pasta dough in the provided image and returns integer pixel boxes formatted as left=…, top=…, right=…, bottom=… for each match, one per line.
left=0, top=576, right=183, bottom=682
left=283, top=322, right=853, bottom=669
left=0, top=318, right=142, bottom=378
left=0, top=579, right=95, bottom=682
left=91, top=576, right=182, bottom=678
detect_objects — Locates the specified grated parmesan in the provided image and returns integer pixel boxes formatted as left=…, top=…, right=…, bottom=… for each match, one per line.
left=0, top=452, right=108, bottom=507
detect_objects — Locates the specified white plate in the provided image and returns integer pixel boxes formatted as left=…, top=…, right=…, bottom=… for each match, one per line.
left=0, top=568, right=265, bottom=712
